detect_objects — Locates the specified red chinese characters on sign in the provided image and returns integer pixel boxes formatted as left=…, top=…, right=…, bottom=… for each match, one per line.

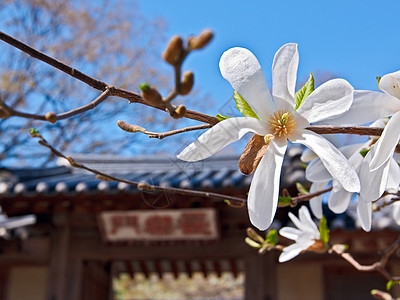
left=99, top=208, right=218, bottom=242
left=180, top=212, right=212, bottom=236
left=144, top=215, right=174, bottom=235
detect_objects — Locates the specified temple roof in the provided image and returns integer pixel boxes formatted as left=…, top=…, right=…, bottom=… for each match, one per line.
left=0, top=147, right=305, bottom=198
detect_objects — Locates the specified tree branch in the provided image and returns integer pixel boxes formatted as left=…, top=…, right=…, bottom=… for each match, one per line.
left=0, top=88, right=111, bottom=122
left=306, top=125, right=384, bottom=136
left=0, top=30, right=219, bottom=125
left=331, top=236, right=400, bottom=281
left=117, top=121, right=212, bottom=139
left=31, top=132, right=247, bottom=203
left=291, top=187, right=333, bottom=206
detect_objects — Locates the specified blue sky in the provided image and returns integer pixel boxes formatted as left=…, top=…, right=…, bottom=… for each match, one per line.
left=138, top=0, right=400, bottom=116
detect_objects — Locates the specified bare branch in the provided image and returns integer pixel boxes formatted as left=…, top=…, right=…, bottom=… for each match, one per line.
left=31, top=133, right=247, bottom=203
left=0, top=88, right=111, bottom=122
left=290, top=187, right=333, bottom=206
left=117, top=121, right=212, bottom=139
left=0, top=30, right=219, bottom=125
left=331, top=236, right=400, bottom=281
left=306, top=125, right=384, bottom=136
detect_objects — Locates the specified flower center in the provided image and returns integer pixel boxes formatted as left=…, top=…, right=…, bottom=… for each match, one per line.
left=267, top=110, right=296, bottom=138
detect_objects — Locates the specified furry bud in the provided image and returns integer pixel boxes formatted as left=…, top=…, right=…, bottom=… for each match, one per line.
left=139, top=83, right=163, bottom=106
left=45, top=112, right=57, bottom=123
left=171, top=105, right=186, bottom=119
left=162, top=35, right=183, bottom=65
left=189, top=29, right=213, bottom=50
left=179, top=71, right=194, bottom=95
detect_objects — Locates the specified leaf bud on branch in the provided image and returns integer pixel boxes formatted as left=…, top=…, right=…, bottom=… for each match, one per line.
left=139, top=83, right=163, bottom=106
left=45, top=112, right=57, bottom=123
left=171, top=105, right=187, bottom=119
left=162, top=35, right=183, bottom=65
left=117, top=120, right=146, bottom=133
left=179, top=71, right=194, bottom=95
left=188, top=29, right=214, bottom=50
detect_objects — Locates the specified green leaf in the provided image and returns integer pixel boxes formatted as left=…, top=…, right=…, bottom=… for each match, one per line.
left=296, top=182, right=310, bottom=195
left=233, top=90, right=259, bottom=119
left=278, top=196, right=292, bottom=207
left=29, top=128, right=41, bottom=138
left=139, top=82, right=150, bottom=92
left=295, top=73, right=314, bottom=110
left=245, top=237, right=261, bottom=249
left=319, top=215, right=330, bottom=244
left=216, top=114, right=231, bottom=121
left=359, top=148, right=370, bottom=158
left=386, top=280, right=400, bottom=291
left=265, top=229, right=278, bottom=245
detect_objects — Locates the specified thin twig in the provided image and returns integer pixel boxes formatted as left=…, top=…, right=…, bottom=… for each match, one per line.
left=306, top=125, right=384, bottom=136
left=118, top=121, right=212, bottom=139
left=291, top=187, right=333, bottom=206
left=0, top=88, right=111, bottom=122
left=32, top=134, right=247, bottom=203
left=0, top=30, right=219, bottom=126
left=331, top=236, right=400, bottom=281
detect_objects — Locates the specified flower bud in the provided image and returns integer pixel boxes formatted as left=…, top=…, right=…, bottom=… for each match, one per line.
left=225, top=200, right=245, bottom=208
left=162, top=35, right=183, bottom=65
left=171, top=105, right=186, bottom=119
left=139, top=83, right=163, bottom=106
left=45, top=112, right=57, bottom=123
left=189, top=29, right=213, bottom=50
left=66, top=156, right=80, bottom=168
left=246, top=227, right=265, bottom=244
left=371, top=289, right=393, bottom=300
left=117, top=120, right=146, bottom=133
left=179, top=71, right=194, bottom=95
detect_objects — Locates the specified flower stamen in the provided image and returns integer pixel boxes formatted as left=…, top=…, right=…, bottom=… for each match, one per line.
left=268, top=110, right=296, bottom=138
left=264, top=134, right=274, bottom=145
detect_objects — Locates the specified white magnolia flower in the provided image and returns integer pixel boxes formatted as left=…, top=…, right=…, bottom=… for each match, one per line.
left=322, top=70, right=400, bottom=173
left=178, top=43, right=360, bottom=230
left=393, top=200, right=400, bottom=226
left=279, top=206, right=322, bottom=262
left=305, top=120, right=400, bottom=231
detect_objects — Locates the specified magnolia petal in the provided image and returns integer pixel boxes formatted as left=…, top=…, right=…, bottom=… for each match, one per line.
left=296, top=79, right=353, bottom=123
left=247, top=138, right=287, bottom=230
left=300, top=148, right=317, bottom=163
left=328, top=182, right=353, bottom=214
left=359, top=147, right=391, bottom=202
left=319, top=90, right=400, bottom=126
left=219, top=47, right=275, bottom=120
left=298, top=206, right=320, bottom=238
left=340, top=143, right=366, bottom=160
left=370, top=111, right=400, bottom=171
left=279, top=227, right=302, bottom=241
left=306, top=158, right=332, bottom=182
left=271, top=43, right=298, bottom=111
left=393, top=202, right=400, bottom=226
left=239, top=134, right=269, bottom=175
left=292, top=130, right=360, bottom=193
left=380, top=70, right=400, bottom=99
left=357, top=200, right=372, bottom=232
left=387, top=158, right=400, bottom=190
left=278, top=239, right=314, bottom=263
left=178, top=117, right=270, bottom=162
left=309, top=181, right=329, bottom=219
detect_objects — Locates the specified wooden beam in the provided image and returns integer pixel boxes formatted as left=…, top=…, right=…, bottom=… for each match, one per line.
left=46, top=213, right=70, bottom=300
left=245, top=252, right=278, bottom=300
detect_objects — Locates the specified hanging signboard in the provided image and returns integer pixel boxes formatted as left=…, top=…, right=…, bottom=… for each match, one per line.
left=98, top=208, right=219, bottom=242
